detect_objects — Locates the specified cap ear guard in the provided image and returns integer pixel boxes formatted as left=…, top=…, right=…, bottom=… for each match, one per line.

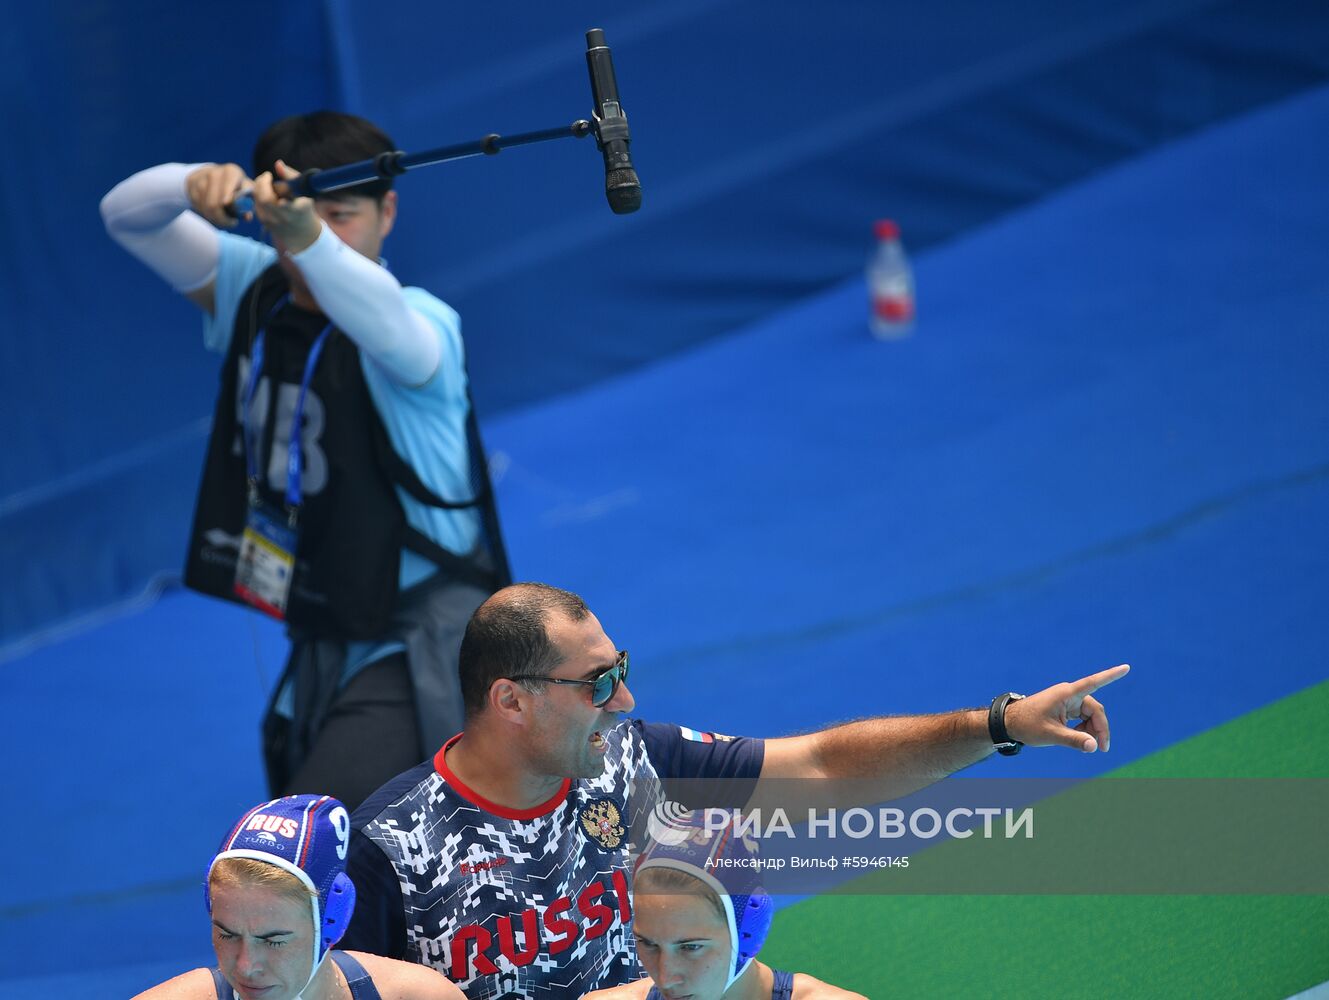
left=321, top=871, right=356, bottom=950
left=734, top=888, right=773, bottom=970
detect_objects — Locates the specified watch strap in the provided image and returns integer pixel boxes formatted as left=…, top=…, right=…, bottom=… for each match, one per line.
left=988, top=692, right=1026, bottom=756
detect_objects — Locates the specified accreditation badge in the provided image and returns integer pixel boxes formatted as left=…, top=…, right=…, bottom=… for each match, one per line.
left=233, top=502, right=297, bottom=619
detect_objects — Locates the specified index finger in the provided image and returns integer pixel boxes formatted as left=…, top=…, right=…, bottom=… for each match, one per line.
left=1070, top=663, right=1131, bottom=696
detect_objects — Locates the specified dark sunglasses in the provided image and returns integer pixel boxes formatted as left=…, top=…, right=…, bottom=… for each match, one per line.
left=510, top=650, right=629, bottom=707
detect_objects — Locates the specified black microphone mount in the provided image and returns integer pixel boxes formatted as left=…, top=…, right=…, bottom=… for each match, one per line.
left=230, top=29, right=639, bottom=217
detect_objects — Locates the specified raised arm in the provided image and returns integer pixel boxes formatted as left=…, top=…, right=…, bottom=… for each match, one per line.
left=249, top=161, right=443, bottom=387
left=100, top=162, right=254, bottom=314
left=759, top=664, right=1130, bottom=797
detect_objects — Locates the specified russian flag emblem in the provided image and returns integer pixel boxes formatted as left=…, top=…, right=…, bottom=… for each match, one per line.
left=679, top=726, right=714, bottom=743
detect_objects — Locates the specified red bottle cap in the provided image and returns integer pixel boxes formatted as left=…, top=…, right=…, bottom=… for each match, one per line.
left=874, top=219, right=900, bottom=240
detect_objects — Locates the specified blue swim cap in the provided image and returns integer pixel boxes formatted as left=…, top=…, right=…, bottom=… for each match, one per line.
left=636, top=811, right=774, bottom=991
left=205, top=794, right=356, bottom=974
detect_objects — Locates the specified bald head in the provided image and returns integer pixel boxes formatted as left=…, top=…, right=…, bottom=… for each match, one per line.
left=457, top=583, right=591, bottom=717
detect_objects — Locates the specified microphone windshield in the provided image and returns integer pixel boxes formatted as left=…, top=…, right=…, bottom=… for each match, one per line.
left=606, top=168, right=642, bottom=214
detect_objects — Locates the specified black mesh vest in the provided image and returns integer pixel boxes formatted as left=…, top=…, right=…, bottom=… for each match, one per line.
left=184, top=264, right=509, bottom=639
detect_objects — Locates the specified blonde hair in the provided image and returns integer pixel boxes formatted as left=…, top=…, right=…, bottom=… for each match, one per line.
left=209, top=857, right=315, bottom=909
left=633, top=865, right=727, bottom=924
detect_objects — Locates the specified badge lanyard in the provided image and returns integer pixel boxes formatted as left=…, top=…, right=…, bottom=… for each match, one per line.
left=241, top=295, right=334, bottom=525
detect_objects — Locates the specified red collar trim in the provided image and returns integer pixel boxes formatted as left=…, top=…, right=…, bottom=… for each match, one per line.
left=434, top=733, right=572, bottom=820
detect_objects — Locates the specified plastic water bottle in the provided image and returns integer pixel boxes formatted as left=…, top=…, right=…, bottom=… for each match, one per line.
left=867, top=219, right=915, bottom=339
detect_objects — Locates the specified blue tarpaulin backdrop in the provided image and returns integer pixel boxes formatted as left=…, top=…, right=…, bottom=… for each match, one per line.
left=4, top=0, right=1329, bottom=650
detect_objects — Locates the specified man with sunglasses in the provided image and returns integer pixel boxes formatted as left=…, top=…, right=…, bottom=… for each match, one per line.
left=339, top=583, right=1127, bottom=999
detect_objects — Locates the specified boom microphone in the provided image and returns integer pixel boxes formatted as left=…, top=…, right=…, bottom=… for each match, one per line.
left=220, top=31, right=639, bottom=219
left=585, top=28, right=642, bottom=214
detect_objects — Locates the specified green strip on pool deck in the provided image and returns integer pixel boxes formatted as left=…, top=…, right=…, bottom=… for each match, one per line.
left=761, top=678, right=1329, bottom=999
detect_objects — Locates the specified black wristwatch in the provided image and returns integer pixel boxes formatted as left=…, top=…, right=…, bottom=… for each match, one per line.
left=988, top=692, right=1027, bottom=756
